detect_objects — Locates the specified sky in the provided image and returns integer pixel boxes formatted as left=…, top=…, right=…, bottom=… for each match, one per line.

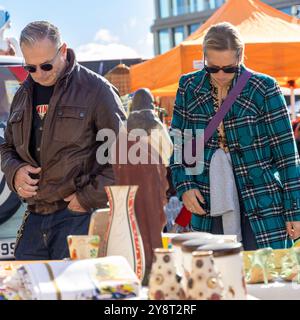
left=0, top=0, right=155, bottom=60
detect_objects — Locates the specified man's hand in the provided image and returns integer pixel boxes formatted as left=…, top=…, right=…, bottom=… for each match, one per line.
left=182, top=189, right=206, bottom=215
left=64, top=193, right=87, bottom=212
left=14, top=165, right=41, bottom=199
left=286, top=221, right=300, bottom=240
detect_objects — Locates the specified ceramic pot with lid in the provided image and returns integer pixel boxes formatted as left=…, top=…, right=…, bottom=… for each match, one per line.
left=148, top=248, right=185, bottom=300
left=196, top=242, right=247, bottom=300
left=185, top=251, right=224, bottom=300
left=170, top=232, right=213, bottom=278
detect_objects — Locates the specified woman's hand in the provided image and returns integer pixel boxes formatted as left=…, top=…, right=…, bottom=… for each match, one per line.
left=286, top=221, right=300, bottom=240
left=182, top=189, right=206, bottom=215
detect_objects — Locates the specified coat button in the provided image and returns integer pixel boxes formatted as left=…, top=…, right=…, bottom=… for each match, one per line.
left=79, top=112, right=85, bottom=118
left=258, top=196, right=273, bottom=209
left=239, top=135, right=254, bottom=146
left=58, top=111, right=63, bottom=116
left=249, top=167, right=264, bottom=179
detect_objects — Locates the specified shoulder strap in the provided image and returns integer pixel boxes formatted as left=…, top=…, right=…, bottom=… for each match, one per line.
left=204, top=69, right=253, bottom=144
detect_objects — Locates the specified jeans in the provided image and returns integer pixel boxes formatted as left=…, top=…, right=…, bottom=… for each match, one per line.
left=14, top=207, right=91, bottom=260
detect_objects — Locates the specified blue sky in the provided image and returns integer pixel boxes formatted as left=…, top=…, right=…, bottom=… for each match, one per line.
left=1, top=0, right=155, bottom=60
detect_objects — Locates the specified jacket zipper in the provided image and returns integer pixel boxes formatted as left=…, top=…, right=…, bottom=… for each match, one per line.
left=25, top=91, right=39, bottom=167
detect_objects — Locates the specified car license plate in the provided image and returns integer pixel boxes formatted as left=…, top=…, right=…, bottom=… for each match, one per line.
left=0, top=239, right=15, bottom=259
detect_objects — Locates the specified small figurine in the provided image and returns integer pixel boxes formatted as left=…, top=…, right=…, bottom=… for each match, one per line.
left=246, top=248, right=278, bottom=284
left=281, top=247, right=300, bottom=284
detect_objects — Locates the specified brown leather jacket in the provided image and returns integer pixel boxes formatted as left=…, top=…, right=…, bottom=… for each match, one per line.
left=0, top=49, right=127, bottom=214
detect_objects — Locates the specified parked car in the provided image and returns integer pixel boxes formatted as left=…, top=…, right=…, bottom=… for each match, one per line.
left=0, top=55, right=28, bottom=260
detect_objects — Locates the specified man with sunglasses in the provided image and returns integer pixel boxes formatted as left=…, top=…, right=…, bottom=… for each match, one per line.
left=0, top=21, right=127, bottom=260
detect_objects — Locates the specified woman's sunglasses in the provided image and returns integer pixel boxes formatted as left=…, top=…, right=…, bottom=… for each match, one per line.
left=23, top=46, right=62, bottom=73
left=204, top=54, right=240, bottom=74
left=204, top=65, right=239, bottom=74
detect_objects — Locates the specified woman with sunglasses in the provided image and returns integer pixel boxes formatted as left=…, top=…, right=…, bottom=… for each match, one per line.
left=169, top=22, right=300, bottom=250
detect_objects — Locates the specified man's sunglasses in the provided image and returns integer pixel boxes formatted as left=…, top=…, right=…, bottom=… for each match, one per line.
left=23, top=46, right=62, bottom=73
left=204, top=65, right=239, bottom=74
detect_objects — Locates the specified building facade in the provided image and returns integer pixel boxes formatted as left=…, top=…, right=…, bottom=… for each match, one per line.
left=152, top=0, right=300, bottom=55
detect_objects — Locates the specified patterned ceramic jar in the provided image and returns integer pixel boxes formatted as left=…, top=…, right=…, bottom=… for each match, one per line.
left=171, top=232, right=213, bottom=278
left=181, top=238, right=224, bottom=290
left=148, top=248, right=185, bottom=300
left=197, top=243, right=247, bottom=300
left=185, top=251, right=224, bottom=300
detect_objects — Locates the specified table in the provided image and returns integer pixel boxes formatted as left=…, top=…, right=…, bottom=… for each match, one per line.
left=247, top=280, right=300, bottom=300
left=1, top=261, right=299, bottom=300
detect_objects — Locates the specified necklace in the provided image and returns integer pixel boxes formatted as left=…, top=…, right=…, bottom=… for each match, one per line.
left=210, top=78, right=232, bottom=153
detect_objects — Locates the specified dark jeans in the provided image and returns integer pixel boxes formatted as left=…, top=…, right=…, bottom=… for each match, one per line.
left=14, top=208, right=91, bottom=260
left=212, top=212, right=257, bottom=251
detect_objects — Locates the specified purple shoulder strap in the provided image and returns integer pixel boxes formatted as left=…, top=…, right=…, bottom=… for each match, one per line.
left=204, top=69, right=252, bottom=144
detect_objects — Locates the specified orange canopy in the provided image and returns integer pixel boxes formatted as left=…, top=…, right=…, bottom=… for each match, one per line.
left=130, top=0, right=300, bottom=95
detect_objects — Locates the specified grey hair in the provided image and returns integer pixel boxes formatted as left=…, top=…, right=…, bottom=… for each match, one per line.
left=20, top=21, right=62, bottom=48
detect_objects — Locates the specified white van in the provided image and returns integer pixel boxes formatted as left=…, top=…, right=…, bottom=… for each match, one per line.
left=0, top=55, right=27, bottom=260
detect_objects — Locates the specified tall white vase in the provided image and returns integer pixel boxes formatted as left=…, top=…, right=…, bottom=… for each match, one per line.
left=105, top=185, right=145, bottom=281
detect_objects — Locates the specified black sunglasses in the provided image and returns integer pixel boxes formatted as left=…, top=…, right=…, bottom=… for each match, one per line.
left=204, top=54, right=240, bottom=74
left=23, top=46, right=62, bottom=73
left=204, top=65, right=239, bottom=74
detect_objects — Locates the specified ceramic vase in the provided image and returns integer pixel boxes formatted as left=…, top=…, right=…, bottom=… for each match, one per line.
left=105, top=185, right=145, bottom=281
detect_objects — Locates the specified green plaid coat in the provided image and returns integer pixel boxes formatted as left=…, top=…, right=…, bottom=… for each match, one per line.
left=169, top=65, right=300, bottom=249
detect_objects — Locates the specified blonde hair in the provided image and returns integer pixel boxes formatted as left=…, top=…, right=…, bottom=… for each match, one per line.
left=203, top=22, right=244, bottom=61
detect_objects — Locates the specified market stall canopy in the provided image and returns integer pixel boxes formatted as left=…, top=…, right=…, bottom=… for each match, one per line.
left=151, top=82, right=179, bottom=97
left=131, top=0, right=300, bottom=95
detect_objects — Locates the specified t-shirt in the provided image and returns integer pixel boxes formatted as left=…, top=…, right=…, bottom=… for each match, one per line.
left=29, top=82, right=54, bottom=166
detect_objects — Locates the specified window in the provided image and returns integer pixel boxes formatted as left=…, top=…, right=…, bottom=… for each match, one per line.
left=173, top=26, right=185, bottom=46
left=172, top=0, right=187, bottom=16
left=214, top=0, right=225, bottom=8
left=189, top=0, right=197, bottom=13
left=0, top=66, right=21, bottom=122
left=159, top=29, right=171, bottom=54
left=188, top=23, right=201, bottom=35
left=159, top=0, right=170, bottom=18
left=280, top=6, right=292, bottom=15
left=175, top=0, right=225, bottom=15
left=189, top=0, right=213, bottom=12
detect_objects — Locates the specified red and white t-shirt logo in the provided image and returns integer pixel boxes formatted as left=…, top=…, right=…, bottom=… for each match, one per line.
left=36, top=104, right=49, bottom=120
